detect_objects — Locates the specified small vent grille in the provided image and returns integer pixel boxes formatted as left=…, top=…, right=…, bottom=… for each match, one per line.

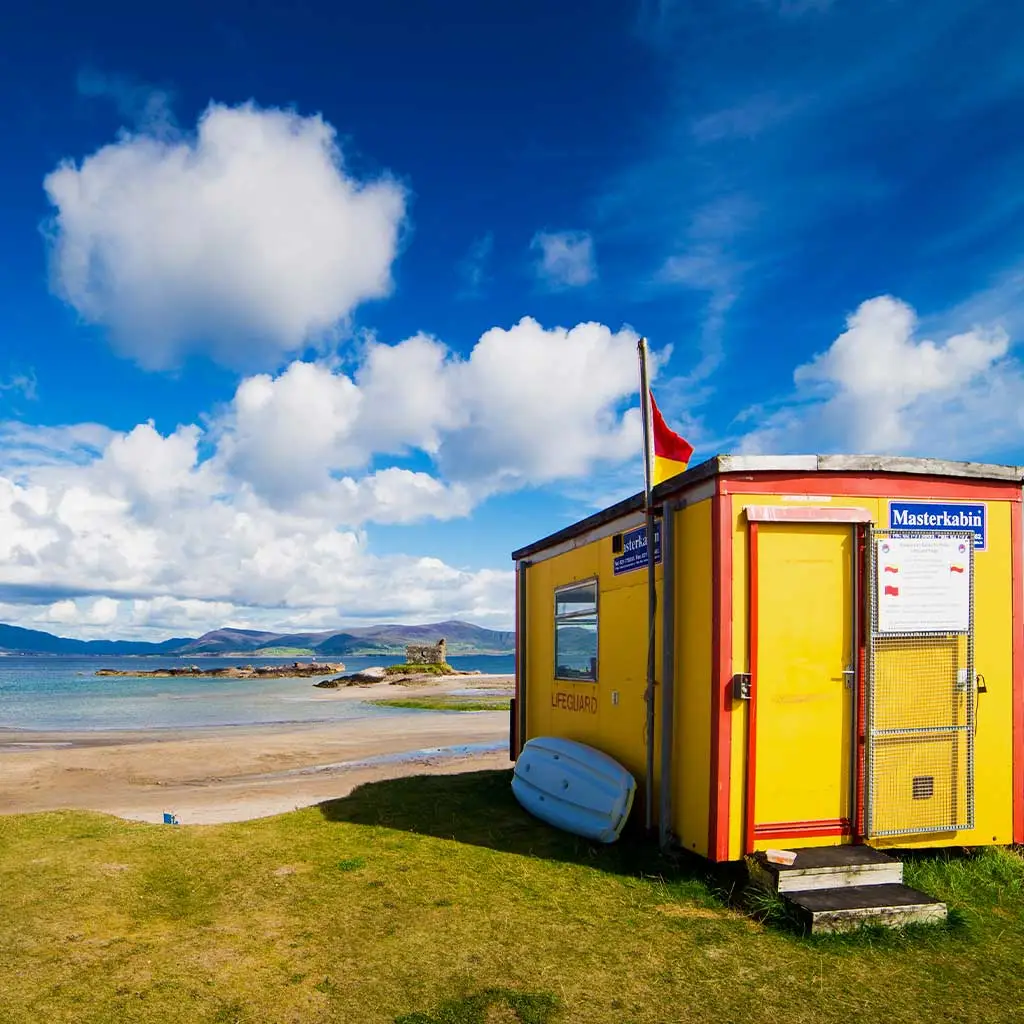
left=612, top=533, right=624, bottom=554
left=912, top=775, right=935, bottom=800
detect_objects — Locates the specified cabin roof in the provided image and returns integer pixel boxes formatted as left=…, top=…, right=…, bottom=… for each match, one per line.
left=510, top=453, right=1023, bottom=561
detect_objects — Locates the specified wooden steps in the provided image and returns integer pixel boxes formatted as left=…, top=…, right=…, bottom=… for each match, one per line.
left=747, top=848, right=947, bottom=934
left=749, top=845, right=904, bottom=893
left=785, top=883, right=947, bottom=933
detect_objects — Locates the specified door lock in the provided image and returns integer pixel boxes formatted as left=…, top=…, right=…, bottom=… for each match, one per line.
left=842, top=667, right=856, bottom=690
left=732, top=673, right=751, bottom=700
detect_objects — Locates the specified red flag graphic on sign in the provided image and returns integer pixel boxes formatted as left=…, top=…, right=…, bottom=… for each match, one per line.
left=883, top=565, right=899, bottom=574
left=884, top=585, right=900, bottom=597
left=950, top=565, right=965, bottom=574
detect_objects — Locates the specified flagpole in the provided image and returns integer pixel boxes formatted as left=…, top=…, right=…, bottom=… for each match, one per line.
left=638, top=337, right=657, bottom=833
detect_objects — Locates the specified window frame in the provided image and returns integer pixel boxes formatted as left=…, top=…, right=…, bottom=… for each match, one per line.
left=553, top=578, right=599, bottom=683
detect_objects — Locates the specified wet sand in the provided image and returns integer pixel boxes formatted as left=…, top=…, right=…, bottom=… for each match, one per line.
left=0, top=675, right=513, bottom=825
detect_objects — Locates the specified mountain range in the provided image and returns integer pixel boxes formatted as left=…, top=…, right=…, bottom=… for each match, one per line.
left=0, top=620, right=515, bottom=657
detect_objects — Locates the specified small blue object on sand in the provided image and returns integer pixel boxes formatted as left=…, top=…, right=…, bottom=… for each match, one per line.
left=162, top=812, right=179, bottom=825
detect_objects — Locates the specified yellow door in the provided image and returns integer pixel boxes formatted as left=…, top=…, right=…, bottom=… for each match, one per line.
left=752, top=523, right=855, bottom=849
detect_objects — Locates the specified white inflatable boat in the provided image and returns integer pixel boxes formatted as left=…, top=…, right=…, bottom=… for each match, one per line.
left=511, top=736, right=636, bottom=843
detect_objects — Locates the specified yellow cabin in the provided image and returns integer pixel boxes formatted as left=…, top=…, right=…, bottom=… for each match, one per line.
left=510, top=454, right=1024, bottom=862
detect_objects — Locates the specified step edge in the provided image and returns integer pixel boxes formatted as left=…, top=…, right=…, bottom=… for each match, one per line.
left=804, top=901, right=948, bottom=918
left=778, top=871, right=905, bottom=893
left=807, top=905, right=948, bottom=934
left=753, top=849, right=899, bottom=868
left=778, top=863, right=903, bottom=878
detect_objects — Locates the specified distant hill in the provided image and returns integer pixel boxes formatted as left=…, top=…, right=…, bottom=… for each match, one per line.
left=0, top=620, right=514, bottom=657
left=174, top=620, right=514, bottom=656
left=0, top=623, right=192, bottom=656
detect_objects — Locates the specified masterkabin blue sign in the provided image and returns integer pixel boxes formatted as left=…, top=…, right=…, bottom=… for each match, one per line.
left=888, top=500, right=987, bottom=550
left=613, top=522, right=662, bottom=575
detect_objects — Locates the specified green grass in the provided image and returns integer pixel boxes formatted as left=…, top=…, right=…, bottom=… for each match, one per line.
left=370, top=696, right=511, bottom=712
left=383, top=663, right=455, bottom=676
left=337, top=856, right=367, bottom=872
left=253, top=646, right=315, bottom=656
left=395, top=988, right=560, bottom=1023
left=1, top=772, right=1023, bottom=1023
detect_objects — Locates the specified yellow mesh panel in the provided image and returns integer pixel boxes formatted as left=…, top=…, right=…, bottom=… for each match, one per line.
left=867, top=532, right=974, bottom=837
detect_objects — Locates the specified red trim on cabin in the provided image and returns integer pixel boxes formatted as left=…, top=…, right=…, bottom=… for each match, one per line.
left=720, top=472, right=1019, bottom=502
left=708, top=484, right=733, bottom=861
left=744, top=505, right=874, bottom=524
left=513, top=565, right=520, bottom=758
left=745, top=522, right=759, bottom=855
left=855, top=526, right=867, bottom=843
left=1013, top=505, right=1024, bottom=845
left=708, top=491, right=722, bottom=857
left=754, top=818, right=852, bottom=840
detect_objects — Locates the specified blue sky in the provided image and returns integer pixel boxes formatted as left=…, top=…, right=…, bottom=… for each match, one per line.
left=2, top=0, right=1024, bottom=638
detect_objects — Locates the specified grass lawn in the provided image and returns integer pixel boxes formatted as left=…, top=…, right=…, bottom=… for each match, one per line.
left=1, top=770, right=1023, bottom=1023
left=370, top=696, right=512, bottom=712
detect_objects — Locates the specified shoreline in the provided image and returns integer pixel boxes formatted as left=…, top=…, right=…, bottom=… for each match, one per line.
left=95, top=661, right=346, bottom=679
left=0, top=671, right=515, bottom=737
left=0, top=673, right=514, bottom=824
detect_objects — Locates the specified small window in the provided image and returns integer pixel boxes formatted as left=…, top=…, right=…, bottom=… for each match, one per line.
left=554, top=581, right=598, bottom=681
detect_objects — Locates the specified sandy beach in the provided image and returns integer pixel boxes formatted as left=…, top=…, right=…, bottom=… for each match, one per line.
left=0, top=674, right=513, bottom=824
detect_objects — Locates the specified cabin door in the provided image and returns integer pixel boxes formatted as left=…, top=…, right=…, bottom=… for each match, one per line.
left=747, top=522, right=858, bottom=852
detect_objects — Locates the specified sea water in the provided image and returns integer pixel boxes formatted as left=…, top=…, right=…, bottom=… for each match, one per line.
left=0, top=654, right=515, bottom=732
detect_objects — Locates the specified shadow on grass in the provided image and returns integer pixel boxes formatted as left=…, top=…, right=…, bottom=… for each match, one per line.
left=318, top=768, right=742, bottom=897
left=322, top=771, right=1000, bottom=944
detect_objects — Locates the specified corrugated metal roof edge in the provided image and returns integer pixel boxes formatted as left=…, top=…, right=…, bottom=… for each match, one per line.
left=510, top=453, right=1024, bottom=561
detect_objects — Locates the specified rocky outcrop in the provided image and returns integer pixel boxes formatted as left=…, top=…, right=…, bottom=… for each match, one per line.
left=96, top=661, right=345, bottom=679
left=314, top=665, right=482, bottom=688
left=314, top=667, right=389, bottom=688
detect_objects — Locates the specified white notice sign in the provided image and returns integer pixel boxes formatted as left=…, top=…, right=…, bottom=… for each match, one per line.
left=876, top=536, right=971, bottom=633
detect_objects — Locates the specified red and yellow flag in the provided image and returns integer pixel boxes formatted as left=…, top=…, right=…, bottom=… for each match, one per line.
left=649, top=391, right=693, bottom=486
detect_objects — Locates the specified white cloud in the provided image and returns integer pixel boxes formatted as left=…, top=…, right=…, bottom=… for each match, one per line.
left=0, top=315, right=653, bottom=638
left=741, top=295, right=1020, bottom=457
left=0, top=422, right=113, bottom=471
left=128, top=596, right=238, bottom=631
left=214, top=316, right=644, bottom=501
left=435, top=318, right=640, bottom=486
left=354, top=333, right=460, bottom=457
left=43, top=599, right=80, bottom=625
left=44, top=101, right=407, bottom=370
left=530, top=230, right=597, bottom=289
left=218, top=360, right=365, bottom=499
left=0, top=437, right=511, bottom=639
left=43, top=596, right=120, bottom=627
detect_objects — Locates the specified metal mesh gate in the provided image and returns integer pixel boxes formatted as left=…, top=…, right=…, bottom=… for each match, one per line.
left=866, top=529, right=975, bottom=838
